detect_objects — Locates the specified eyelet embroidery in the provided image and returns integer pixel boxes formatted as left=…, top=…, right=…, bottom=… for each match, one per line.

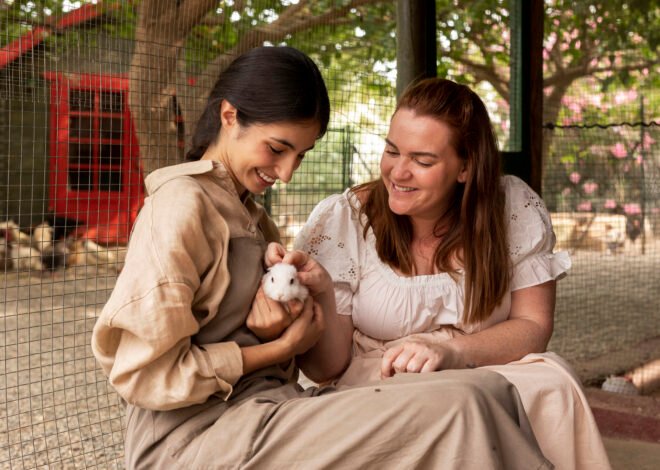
left=506, top=178, right=553, bottom=259
left=296, top=201, right=358, bottom=282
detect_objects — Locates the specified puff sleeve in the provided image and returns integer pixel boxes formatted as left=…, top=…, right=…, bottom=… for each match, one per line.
left=294, top=191, right=364, bottom=316
left=504, top=175, right=572, bottom=291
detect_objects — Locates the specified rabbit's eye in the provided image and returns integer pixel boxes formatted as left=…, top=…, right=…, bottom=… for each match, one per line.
left=270, top=277, right=274, bottom=283
left=289, top=278, right=294, bottom=285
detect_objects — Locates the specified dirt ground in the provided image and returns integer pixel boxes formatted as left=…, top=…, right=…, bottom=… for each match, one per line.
left=1, top=244, right=659, bottom=469
left=551, top=243, right=660, bottom=395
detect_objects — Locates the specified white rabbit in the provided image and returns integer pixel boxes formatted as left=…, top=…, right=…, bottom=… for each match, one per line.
left=262, top=262, right=309, bottom=303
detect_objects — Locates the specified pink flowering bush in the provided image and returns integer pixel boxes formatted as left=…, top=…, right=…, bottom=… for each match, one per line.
left=542, top=79, right=658, bottom=230
left=544, top=121, right=657, bottom=217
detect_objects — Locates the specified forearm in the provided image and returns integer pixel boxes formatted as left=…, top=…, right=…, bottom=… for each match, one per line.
left=297, top=290, right=352, bottom=382
left=241, top=340, right=292, bottom=375
left=445, top=281, right=556, bottom=369
left=447, top=317, right=553, bottom=369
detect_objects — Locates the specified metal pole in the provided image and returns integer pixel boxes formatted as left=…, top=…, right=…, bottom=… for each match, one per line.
left=639, top=94, right=646, bottom=255
left=342, top=126, right=351, bottom=190
left=502, top=0, right=544, bottom=194
left=527, top=0, right=544, bottom=194
left=396, top=0, right=437, bottom=99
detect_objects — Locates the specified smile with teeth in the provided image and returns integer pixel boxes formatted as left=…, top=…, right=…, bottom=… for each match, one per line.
left=392, top=183, right=416, bottom=192
left=257, top=169, right=277, bottom=184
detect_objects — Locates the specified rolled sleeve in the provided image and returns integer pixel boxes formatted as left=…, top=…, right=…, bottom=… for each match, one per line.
left=200, top=341, right=244, bottom=393
left=91, top=178, right=241, bottom=411
left=93, top=282, right=242, bottom=410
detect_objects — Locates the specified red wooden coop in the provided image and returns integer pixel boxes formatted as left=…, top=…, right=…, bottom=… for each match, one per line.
left=0, top=2, right=147, bottom=245
left=44, top=72, right=144, bottom=245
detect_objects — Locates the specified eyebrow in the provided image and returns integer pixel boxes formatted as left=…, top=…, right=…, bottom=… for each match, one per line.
left=384, top=138, right=438, bottom=158
left=271, top=137, right=315, bottom=153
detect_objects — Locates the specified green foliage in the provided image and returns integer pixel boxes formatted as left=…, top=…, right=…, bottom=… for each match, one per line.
left=435, top=0, right=511, bottom=86
left=269, top=125, right=360, bottom=222
left=543, top=124, right=656, bottom=214
left=181, top=1, right=397, bottom=99
left=544, top=0, right=660, bottom=92
left=0, top=1, right=135, bottom=52
left=3, top=0, right=658, bottom=211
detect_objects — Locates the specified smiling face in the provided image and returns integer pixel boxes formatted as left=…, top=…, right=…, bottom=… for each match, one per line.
left=204, top=100, right=320, bottom=195
left=381, top=108, right=467, bottom=228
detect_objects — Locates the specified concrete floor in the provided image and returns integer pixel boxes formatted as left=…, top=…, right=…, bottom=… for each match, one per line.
left=604, top=437, right=660, bottom=470
left=587, top=386, right=660, bottom=470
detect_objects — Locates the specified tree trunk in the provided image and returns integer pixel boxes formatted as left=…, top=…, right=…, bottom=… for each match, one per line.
left=541, top=80, right=571, bottom=159
left=128, top=0, right=216, bottom=175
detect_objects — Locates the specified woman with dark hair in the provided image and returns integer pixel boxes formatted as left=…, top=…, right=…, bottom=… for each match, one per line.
left=185, top=46, right=330, bottom=162
left=296, top=78, right=611, bottom=470
left=93, top=50, right=550, bottom=469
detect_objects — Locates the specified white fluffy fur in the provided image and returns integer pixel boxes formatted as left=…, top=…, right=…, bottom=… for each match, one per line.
left=262, top=262, right=309, bottom=302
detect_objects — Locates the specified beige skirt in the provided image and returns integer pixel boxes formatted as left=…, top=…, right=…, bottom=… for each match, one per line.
left=335, top=328, right=612, bottom=470
left=126, top=370, right=553, bottom=469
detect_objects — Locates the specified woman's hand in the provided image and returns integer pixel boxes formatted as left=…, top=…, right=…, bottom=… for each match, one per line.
left=281, top=250, right=333, bottom=296
left=277, top=296, right=325, bottom=356
left=246, top=286, right=304, bottom=341
left=264, top=242, right=287, bottom=267
left=264, top=243, right=332, bottom=296
left=380, top=339, right=462, bottom=378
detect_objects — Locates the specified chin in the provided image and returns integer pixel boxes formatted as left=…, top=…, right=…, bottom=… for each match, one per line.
left=388, top=201, right=409, bottom=216
left=244, top=179, right=264, bottom=195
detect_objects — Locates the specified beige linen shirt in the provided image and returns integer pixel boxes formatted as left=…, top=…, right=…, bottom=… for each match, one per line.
left=91, top=160, right=281, bottom=411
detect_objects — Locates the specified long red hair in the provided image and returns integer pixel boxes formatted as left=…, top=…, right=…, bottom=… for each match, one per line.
left=353, top=78, right=509, bottom=324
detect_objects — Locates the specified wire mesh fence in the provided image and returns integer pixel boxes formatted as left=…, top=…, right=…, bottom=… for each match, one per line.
left=1, top=0, right=658, bottom=468
left=543, top=120, right=660, bottom=383
left=0, top=2, right=395, bottom=467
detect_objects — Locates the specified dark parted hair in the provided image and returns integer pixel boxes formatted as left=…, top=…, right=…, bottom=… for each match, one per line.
left=186, top=46, right=330, bottom=161
left=354, top=78, right=509, bottom=325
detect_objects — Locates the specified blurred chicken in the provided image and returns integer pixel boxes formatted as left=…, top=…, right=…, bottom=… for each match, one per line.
left=29, top=220, right=71, bottom=271
left=10, top=243, right=45, bottom=272
left=625, top=215, right=642, bottom=243
left=1, top=220, right=44, bottom=272
left=32, top=221, right=53, bottom=252
left=68, top=238, right=119, bottom=271
left=84, top=239, right=118, bottom=265
left=0, top=228, right=9, bottom=270
left=40, top=239, right=70, bottom=271
left=0, top=220, right=32, bottom=245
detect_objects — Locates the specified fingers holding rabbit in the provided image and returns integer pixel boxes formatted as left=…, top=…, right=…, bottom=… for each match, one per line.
left=278, top=296, right=325, bottom=356
left=248, top=260, right=310, bottom=341
left=264, top=242, right=287, bottom=268
left=280, top=251, right=332, bottom=296
left=246, top=287, right=302, bottom=341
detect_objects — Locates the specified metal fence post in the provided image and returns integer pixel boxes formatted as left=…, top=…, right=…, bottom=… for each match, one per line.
left=396, top=0, right=437, bottom=98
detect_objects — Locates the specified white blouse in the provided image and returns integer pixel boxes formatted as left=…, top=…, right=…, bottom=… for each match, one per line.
left=295, top=175, right=571, bottom=340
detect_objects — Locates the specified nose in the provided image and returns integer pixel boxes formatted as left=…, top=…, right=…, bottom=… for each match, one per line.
left=390, top=156, right=412, bottom=180
left=276, top=154, right=300, bottom=184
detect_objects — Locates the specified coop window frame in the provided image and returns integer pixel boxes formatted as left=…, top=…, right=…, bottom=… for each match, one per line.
left=43, top=72, right=142, bottom=228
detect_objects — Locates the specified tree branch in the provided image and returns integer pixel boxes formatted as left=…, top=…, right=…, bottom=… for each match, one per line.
left=277, top=0, right=311, bottom=22
left=545, top=58, right=660, bottom=88
left=197, top=0, right=248, bottom=27
left=453, top=57, right=510, bottom=100
left=194, top=0, right=380, bottom=93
